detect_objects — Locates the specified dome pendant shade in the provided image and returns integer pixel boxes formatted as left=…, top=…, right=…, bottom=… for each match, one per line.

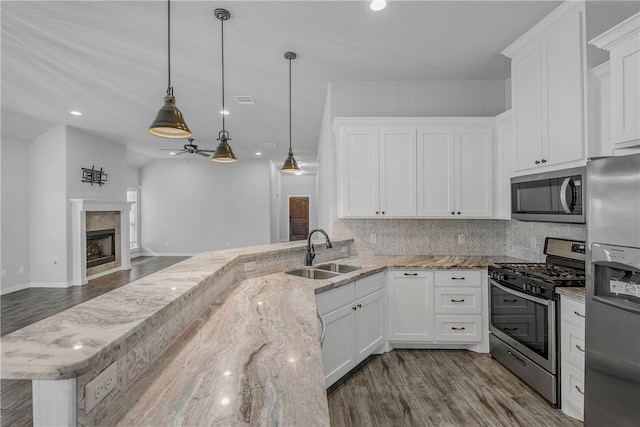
left=212, top=131, right=237, bottom=162
left=149, top=93, right=192, bottom=138
left=281, top=148, right=300, bottom=173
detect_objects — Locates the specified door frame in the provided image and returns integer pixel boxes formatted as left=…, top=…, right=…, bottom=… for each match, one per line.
left=287, top=194, right=311, bottom=241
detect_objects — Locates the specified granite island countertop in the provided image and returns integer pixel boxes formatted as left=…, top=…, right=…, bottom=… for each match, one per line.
left=1, top=245, right=525, bottom=426
left=93, top=254, right=524, bottom=426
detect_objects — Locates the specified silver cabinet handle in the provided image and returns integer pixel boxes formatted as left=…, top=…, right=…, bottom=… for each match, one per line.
left=574, top=311, right=585, bottom=318
left=576, top=344, right=585, bottom=353
left=317, top=308, right=326, bottom=346
left=451, top=299, right=465, bottom=303
left=575, top=385, right=584, bottom=395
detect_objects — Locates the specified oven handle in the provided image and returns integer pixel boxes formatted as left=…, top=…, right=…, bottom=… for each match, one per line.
left=490, top=280, right=550, bottom=306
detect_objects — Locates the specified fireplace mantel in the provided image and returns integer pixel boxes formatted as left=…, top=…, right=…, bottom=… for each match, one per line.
left=70, top=199, right=134, bottom=286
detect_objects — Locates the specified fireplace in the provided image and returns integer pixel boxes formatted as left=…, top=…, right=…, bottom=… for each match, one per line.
left=86, top=229, right=116, bottom=268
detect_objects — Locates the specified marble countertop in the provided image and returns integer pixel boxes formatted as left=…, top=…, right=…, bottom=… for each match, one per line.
left=556, top=287, right=586, bottom=303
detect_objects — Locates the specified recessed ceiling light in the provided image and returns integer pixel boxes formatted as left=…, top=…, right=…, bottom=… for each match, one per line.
left=370, top=0, right=387, bottom=11
left=255, top=152, right=262, bottom=156
left=169, top=152, right=177, bottom=155
left=220, top=110, right=230, bottom=115
left=70, top=110, right=82, bottom=116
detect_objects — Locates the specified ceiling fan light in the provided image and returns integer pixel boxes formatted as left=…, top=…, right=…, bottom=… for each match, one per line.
left=149, top=94, right=192, bottom=138
left=212, top=134, right=237, bottom=163
left=281, top=148, right=300, bottom=173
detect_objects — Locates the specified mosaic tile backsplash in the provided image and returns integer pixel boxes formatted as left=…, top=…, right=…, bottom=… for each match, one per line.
left=333, top=217, right=586, bottom=262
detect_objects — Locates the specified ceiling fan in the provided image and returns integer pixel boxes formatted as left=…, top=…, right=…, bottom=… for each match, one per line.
left=159, top=138, right=215, bottom=157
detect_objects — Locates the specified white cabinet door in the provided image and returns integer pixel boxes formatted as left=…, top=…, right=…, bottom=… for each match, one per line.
left=338, top=127, right=379, bottom=217
left=512, top=46, right=544, bottom=170
left=379, top=128, right=417, bottom=217
left=355, top=288, right=385, bottom=361
left=417, top=127, right=455, bottom=217
left=611, top=37, right=640, bottom=146
left=387, top=271, right=434, bottom=342
left=455, top=129, right=493, bottom=217
left=494, top=112, right=513, bottom=219
left=542, top=10, right=585, bottom=165
left=321, top=303, right=355, bottom=388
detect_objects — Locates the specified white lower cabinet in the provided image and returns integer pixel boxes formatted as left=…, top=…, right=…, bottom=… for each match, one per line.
left=316, top=273, right=386, bottom=388
left=388, top=269, right=488, bottom=348
left=560, top=295, right=586, bottom=421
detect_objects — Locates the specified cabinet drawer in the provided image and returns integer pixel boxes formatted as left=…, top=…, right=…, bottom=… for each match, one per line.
left=435, top=270, right=483, bottom=287
left=434, top=315, right=482, bottom=342
left=561, top=361, right=584, bottom=421
left=435, top=288, right=482, bottom=314
left=561, top=297, right=585, bottom=329
left=355, top=272, right=386, bottom=300
left=316, top=283, right=354, bottom=316
left=561, top=321, right=585, bottom=368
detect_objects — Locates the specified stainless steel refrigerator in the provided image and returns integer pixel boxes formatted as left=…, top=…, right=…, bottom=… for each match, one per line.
left=585, top=153, right=640, bottom=426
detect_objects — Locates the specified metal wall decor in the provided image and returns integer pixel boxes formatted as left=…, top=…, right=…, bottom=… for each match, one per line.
left=81, top=166, right=108, bottom=186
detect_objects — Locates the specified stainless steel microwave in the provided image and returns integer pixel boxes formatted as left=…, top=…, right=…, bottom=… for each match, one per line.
left=511, top=167, right=585, bottom=224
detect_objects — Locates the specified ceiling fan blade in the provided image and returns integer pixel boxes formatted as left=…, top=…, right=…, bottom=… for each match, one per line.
left=197, top=150, right=215, bottom=153
left=159, top=148, right=182, bottom=151
left=197, top=152, right=211, bottom=157
left=173, top=151, right=188, bottom=156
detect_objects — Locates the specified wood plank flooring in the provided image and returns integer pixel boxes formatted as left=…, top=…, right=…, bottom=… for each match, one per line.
left=0, top=256, right=187, bottom=427
left=328, top=349, right=583, bottom=427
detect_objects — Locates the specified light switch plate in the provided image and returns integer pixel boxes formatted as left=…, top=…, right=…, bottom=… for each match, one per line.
left=85, top=362, right=118, bottom=413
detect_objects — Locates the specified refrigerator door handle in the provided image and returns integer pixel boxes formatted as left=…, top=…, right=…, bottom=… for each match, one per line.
left=560, top=177, right=573, bottom=214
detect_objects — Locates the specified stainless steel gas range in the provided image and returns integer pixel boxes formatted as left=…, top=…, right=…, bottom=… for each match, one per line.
left=488, top=237, right=586, bottom=407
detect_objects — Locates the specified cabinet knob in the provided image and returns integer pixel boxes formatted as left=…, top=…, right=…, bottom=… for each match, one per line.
left=375, top=211, right=379, bottom=215
left=352, top=306, right=357, bottom=311
left=541, top=159, right=547, bottom=163
left=357, top=304, right=362, bottom=309
left=451, top=212, right=455, bottom=215
left=381, top=211, right=385, bottom=215
left=457, top=212, right=461, bottom=215
left=535, top=160, right=541, bottom=165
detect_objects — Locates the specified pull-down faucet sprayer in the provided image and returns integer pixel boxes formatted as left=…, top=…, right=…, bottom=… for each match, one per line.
left=305, top=229, right=332, bottom=266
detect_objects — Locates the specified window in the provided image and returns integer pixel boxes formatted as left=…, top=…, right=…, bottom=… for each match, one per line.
left=127, top=189, right=138, bottom=250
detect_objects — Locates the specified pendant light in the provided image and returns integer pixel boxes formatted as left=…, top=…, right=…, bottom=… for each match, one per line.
left=211, top=8, right=237, bottom=163
left=149, top=0, right=192, bottom=139
left=281, top=52, right=300, bottom=173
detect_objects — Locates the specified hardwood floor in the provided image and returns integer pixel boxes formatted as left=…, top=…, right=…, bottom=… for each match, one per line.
left=328, top=349, right=583, bottom=427
left=0, top=256, right=187, bottom=427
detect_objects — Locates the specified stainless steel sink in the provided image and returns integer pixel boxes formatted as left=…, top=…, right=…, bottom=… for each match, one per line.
left=315, top=263, right=362, bottom=274
left=286, top=268, right=341, bottom=280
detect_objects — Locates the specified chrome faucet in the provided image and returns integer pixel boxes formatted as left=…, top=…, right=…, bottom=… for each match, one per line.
left=305, top=229, right=333, bottom=266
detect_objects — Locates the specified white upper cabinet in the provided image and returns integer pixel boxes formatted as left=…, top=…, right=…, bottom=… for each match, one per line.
left=335, top=118, right=493, bottom=219
left=503, top=1, right=586, bottom=172
left=590, top=12, right=640, bottom=149
left=337, top=126, right=416, bottom=218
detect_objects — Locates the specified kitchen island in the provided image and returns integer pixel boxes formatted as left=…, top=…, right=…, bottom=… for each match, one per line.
left=0, top=240, right=522, bottom=426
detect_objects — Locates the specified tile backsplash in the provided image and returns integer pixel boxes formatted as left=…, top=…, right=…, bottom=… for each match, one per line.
left=332, top=217, right=586, bottom=262
left=333, top=217, right=507, bottom=256
left=505, top=220, right=586, bottom=262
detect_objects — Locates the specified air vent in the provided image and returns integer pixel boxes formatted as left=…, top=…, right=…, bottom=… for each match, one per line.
left=264, top=143, right=276, bottom=148
left=234, top=95, right=255, bottom=105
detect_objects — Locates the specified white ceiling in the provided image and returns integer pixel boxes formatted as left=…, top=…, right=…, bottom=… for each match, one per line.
left=1, top=0, right=561, bottom=168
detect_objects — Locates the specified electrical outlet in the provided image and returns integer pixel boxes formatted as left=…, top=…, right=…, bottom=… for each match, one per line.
left=458, top=234, right=465, bottom=245
left=244, top=261, right=256, bottom=272
left=85, top=362, right=118, bottom=412
left=18, top=266, right=24, bottom=274
left=370, top=233, right=377, bottom=244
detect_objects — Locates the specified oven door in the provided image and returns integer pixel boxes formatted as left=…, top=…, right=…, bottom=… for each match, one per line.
left=489, top=280, right=556, bottom=373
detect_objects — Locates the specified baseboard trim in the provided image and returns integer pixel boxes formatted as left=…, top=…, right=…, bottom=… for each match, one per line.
left=0, top=282, right=31, bottom=295
left=28, top=281, right=73, bottom=289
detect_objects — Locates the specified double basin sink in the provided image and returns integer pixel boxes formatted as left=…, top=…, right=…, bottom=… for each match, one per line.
left=286, top=262, right=361, bottom=280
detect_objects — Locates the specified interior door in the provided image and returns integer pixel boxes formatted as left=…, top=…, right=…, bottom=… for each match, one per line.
left=289, top=197, right=309, bottom=241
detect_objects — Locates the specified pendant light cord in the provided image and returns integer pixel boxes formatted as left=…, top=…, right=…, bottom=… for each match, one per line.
left=221, top=15, right=226, bottom=133
left=289, top=57, right=292, bottom=152
left=167, top=0, right=172, bottom=95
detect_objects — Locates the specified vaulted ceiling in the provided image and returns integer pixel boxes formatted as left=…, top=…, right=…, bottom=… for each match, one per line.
left=2, top=1, right=561, bottom=167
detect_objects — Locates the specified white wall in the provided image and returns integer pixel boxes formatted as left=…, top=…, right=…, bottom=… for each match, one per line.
left=66, top=126, right=127, bottom=201
left=317, top=84, right=334, bottom=233
left=140, top=158, right=271, bottom=255
left=269, top=161, right=281, bottom=243
left=28, top=125, right=69, bottom=286
left=279, top=173, right=317, bottom=242
left=1, top=137, right=31, bottom=293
